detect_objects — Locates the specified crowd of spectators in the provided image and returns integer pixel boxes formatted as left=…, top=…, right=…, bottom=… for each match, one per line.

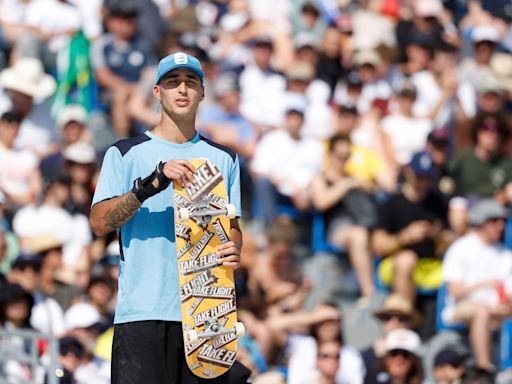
left=1, top=0, right=512, bottom=383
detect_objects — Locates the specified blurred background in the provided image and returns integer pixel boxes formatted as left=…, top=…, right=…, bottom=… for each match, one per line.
left=1, top=0, right=512, bottom=383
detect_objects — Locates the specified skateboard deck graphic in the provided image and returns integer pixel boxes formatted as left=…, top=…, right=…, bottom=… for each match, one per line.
left=174, top=158, right=244, bottom=379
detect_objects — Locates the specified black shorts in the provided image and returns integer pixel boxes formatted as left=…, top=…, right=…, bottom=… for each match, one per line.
left=111, top=320, right=251, bottom=384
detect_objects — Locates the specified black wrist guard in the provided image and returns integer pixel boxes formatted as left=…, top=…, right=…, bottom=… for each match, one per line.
left=132, top=161, right=171, bottom=203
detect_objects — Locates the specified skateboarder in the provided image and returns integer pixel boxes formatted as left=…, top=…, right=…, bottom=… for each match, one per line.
left=89, top=52, right=249, bottom=384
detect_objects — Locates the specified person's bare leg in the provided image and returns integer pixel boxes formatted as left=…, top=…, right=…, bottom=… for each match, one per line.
left=333, top=226, right=374, bottom=297
left=392, top=250, right=417, bottom=304
left=470, top=306, right=492, bottom=369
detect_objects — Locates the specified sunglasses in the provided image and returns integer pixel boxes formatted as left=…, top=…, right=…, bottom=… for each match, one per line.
left=389, top=349, right=414, bottom=359
left=318, top=352, right=340, bottom=360
left=378, top=314, right=411, bottom=323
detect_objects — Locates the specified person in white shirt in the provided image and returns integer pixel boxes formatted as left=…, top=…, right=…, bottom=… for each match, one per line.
left=442, top=199, right=512, bottom=371
left=251, top=101, right=324, bottom=225
left=380, top=81, right=432, bottom=168
left=0, top=110, right=40, bottom=206
left=286, top=303, right=365, bottom=384
left=239, top=35, right=287, bottom=130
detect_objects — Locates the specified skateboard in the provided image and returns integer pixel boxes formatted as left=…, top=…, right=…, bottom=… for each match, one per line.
left=174, top=158, right=245, bottom=379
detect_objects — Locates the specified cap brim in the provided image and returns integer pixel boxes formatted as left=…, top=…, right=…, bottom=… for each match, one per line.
left=156, top=65, right=204, bottom=85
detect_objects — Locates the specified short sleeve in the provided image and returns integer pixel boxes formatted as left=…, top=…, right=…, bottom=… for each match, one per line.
left=92, top=146, right=124, bottom=206
left=442, top=242, right=465, bottom=282
left=228, top=155, right=242, bottom=217
left=90, top=38, right=107, bottom=70
left=376, top=199, right=393, bottom=232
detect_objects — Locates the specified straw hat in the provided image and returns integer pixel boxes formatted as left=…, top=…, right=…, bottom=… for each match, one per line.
left=25, top=234, right=64, bottom=255
left=0, top=58, right=56, bottom=99
left=373, top=294, right=421, bottom=326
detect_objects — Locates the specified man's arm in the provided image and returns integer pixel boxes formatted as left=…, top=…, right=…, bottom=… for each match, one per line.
left=90, top=160, right=196, bottom=237
left=90, top=192, right=141, bottom=237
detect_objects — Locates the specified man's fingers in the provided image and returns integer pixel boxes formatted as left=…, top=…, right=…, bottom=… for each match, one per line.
left=217, top=247, right=239, bottom=257
left=217, top=254, right=240, bottom=263
left=218, top=241, right=238, bottom=251
left=176, top=160, right=196, bottom=174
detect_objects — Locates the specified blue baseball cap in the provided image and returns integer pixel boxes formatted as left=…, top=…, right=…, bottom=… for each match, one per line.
left=155, top=52, right=204, bottom=85
left=409, top=151, right=437, bottom=177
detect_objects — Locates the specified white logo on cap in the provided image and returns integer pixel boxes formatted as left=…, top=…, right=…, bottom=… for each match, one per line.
left=175, top=53, right=188, bottom=65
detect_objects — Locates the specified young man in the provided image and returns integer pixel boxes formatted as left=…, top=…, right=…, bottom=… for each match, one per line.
left=89, top=52, right=248, bottom=384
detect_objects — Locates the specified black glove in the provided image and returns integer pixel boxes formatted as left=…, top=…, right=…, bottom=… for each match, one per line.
left=132, top=161, right=171, bottom=203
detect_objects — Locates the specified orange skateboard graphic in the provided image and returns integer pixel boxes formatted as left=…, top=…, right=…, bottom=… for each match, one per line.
left=174, top=158, right=245, bottom=379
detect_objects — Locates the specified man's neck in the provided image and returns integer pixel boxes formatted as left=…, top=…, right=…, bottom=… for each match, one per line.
left=475, top=229, right=494, bottom=246
left=0, top=141, right=13, bottom=150
left=474, top=146, right=497, bottom=162
left=402, top=183, right=424, bottom=203
left=317, top=375, right=336, bottom=384
left=152, top=113, right=196, bottom=144
left=39, top=272, right=56, bottom=294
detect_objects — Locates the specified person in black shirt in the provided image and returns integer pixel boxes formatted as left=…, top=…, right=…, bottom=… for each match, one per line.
left=372, top=151, right=450, bottom=303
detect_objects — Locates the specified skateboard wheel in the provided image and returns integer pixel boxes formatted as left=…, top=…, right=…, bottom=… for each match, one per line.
left=226, top=204, right=236, bottom=219
left=234, top=322, right=245, bottom=337
left=187, top=330, right=198, bottom=344
left=178, top=208, right=190, bottom=222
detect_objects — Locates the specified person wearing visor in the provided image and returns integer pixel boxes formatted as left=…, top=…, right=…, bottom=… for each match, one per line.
left=90, top=52, right=247, bottom=383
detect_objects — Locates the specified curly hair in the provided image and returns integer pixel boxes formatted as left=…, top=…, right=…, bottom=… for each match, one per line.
left=470, top=111, right=510, bottom=145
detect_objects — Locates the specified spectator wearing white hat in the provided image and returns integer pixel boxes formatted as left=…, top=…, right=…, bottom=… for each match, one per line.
left=63, top=302, right=110, bottom=384
left=459, top=25, right=502, bottom=92
left=364, top=328, right=423, bottom=384
left=442, top=199, right=512, bottom=371
left=40, top=104, right=89, bottom=179
left=63, top=141, right=98, bottom=216
left=0, top=57, right=57, bottom=156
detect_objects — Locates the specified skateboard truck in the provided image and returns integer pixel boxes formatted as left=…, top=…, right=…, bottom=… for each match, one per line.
left=186, top=320, right=245, bottom=344
left=178, top=204, right=236, bottom=225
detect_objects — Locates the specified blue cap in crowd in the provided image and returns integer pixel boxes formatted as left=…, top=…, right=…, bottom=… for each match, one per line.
left=409, top=151, right=437, bottom=177
left=155, top=52, right=204, bottom=85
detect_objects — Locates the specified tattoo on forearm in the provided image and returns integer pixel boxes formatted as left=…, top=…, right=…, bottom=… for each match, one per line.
left=104, top=193, right=141, bottom=229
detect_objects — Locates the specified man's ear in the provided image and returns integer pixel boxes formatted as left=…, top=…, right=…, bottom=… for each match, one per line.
left=153, top=85, right=161, bottom=101
left=200, top=86, right=205, bottom=101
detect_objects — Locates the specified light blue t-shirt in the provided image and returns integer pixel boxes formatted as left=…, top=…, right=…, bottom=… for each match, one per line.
left=92, top=131, right=241, bottom=324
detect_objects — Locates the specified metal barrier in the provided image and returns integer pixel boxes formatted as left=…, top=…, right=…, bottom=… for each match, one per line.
left=0, top=328, right=59, bottom=384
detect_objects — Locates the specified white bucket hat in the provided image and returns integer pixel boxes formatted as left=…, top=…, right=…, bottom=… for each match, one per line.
left=0, top=58, right=56, bottom=99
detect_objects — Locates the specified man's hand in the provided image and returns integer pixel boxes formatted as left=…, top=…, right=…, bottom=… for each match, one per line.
left=217, top=241, right=241, bottom=269
left=162, top=160, right=196, bottom=187
left=399, top=220, right=431, bottom=245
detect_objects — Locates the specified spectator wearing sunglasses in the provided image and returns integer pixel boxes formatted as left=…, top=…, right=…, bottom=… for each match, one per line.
left=442, top=199, right=512, bottom=371
left=361, top=294, right=420, bottom=373
left=364, top=328, right=423, bottom=384
left=305, top=339, right=342, bottom=384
